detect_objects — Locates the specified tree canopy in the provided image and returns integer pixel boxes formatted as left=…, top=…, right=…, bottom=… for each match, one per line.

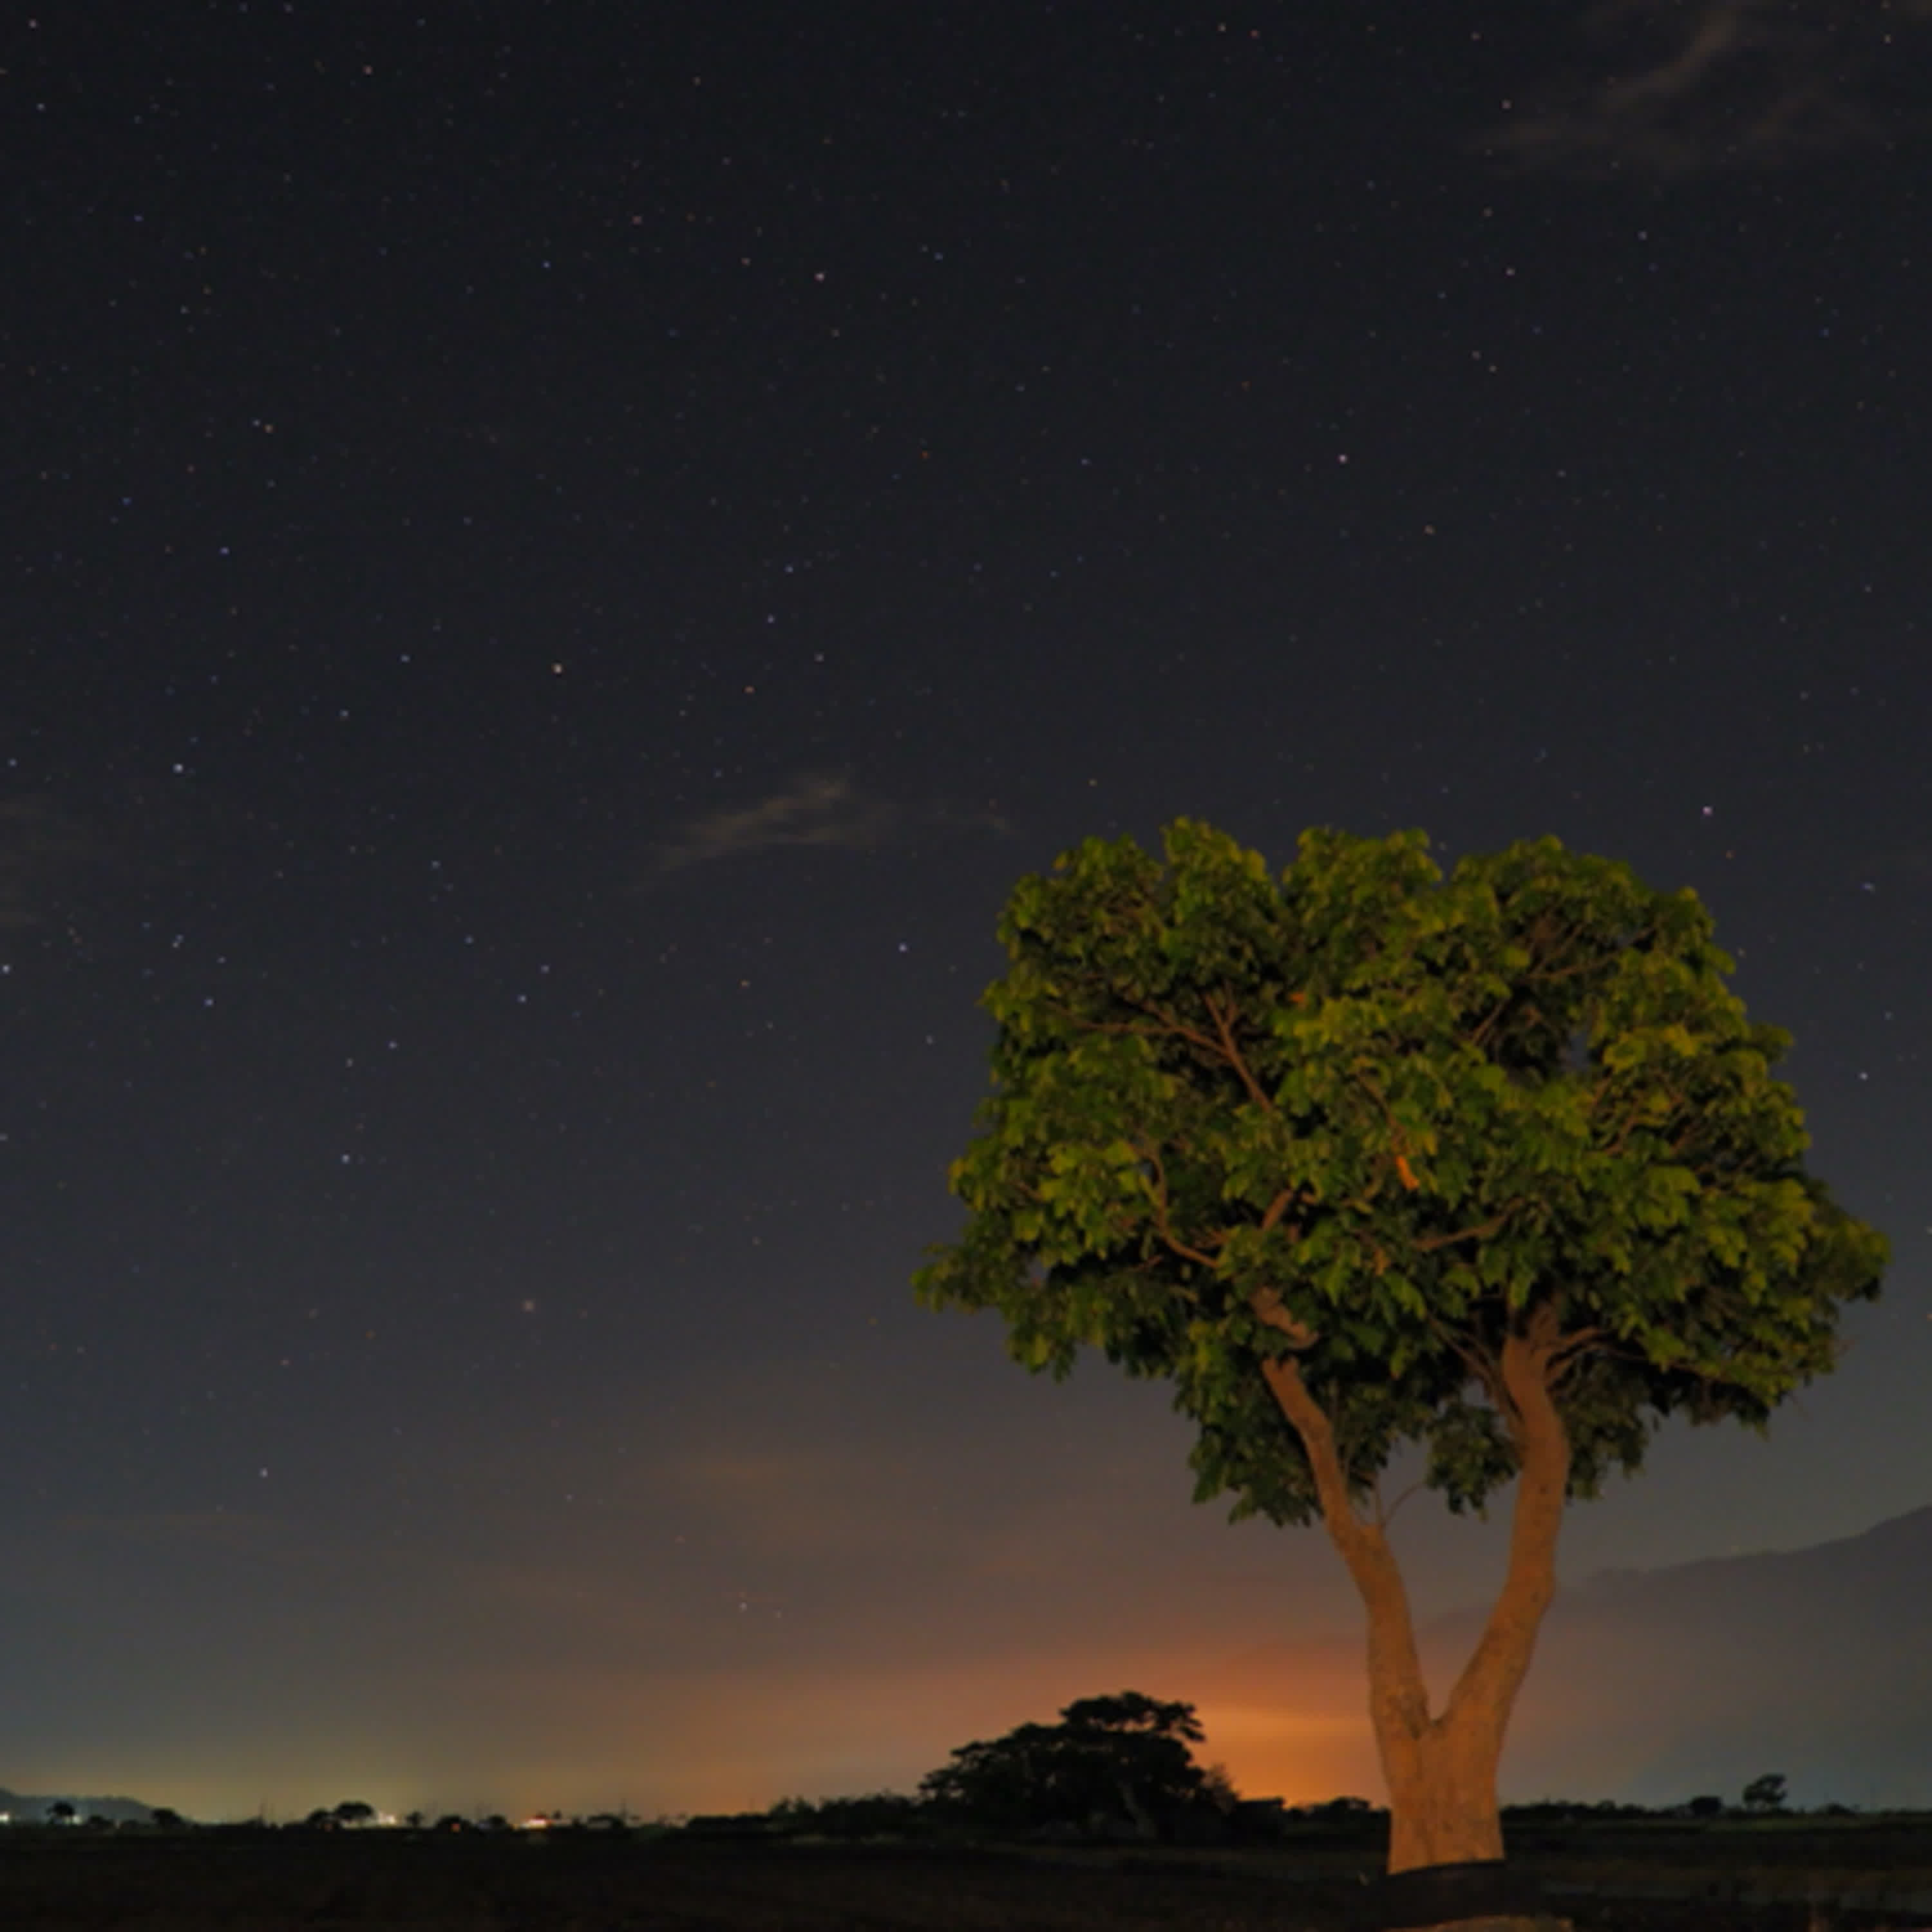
left=918, top=822, right=1884, bottom=1528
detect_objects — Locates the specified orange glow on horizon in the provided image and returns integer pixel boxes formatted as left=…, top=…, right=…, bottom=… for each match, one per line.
left=24, top=1634, right=1402, bottom=1821
left=1194, top=1702, right=1381, bottom=1805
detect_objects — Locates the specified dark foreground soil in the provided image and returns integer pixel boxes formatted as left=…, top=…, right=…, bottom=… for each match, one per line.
left=0, top=1836, right=1927, bottom=1932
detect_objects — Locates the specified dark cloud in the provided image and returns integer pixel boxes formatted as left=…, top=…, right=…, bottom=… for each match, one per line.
left=1488, top=0, right=1932, bottom=176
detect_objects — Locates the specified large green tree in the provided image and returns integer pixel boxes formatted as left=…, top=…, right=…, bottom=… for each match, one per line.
left=917, top=822, right=1885, bottom=1875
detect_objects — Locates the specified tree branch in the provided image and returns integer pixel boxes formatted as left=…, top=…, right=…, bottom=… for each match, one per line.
left=1075, top=990, right=1276, bottom=1113
left=1084, top=1010, right=1227, bottom=1059
left=1135, top=1144, right=1223, bottom=1272
left=1411, top=1209, right=1518, bottom=1253
left=1434, top=1321, right=1508, bottom=1415
left=1204, top=989, right=1276, bottom=1112
left=1249, top=1285, right=1317, bottom=1350
left=1255, top=1334, right=1433, bottom=1739
left=1439, top=1303, right=1571, bottom=1744
left=1548, top=1325, right=1605, bottom=1366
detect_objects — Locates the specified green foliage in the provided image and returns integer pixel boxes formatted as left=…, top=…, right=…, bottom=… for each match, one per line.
left=918, top=821, right=1886, bottom=1523
left=918, top=1690, right=1217, bottom=1840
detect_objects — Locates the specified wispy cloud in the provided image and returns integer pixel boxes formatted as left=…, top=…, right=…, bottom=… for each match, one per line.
left=650, top=772, right=1009, bottom=875
left=1488, top=0, right=1932, bottom=176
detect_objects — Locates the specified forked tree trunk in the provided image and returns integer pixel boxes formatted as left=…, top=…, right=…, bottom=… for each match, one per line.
left=1258, top=1306, right=1573, bottom=1876
left=1374, top=1687, right=1510, bottom=1870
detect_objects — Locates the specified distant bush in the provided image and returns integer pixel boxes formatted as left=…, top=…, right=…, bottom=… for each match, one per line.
left=768, top=1793, right=924, bottom=1841
left=1504, top=1799, right=1657, bottom=1823
left=681, top=1812, right=780, bottom=1840
left=1283, top=1795, right=1384, bottom=1824
left=1227, top=1797, right=1290, bottom=1843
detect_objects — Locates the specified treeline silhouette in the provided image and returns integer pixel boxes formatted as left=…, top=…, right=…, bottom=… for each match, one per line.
left=16, top=1691, right=1904, bottom=1844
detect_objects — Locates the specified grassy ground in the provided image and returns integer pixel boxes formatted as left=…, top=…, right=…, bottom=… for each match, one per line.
left=0, top=1830, right=1927, bottom=1931
left=0, top=1837, right=1340, bottom=1931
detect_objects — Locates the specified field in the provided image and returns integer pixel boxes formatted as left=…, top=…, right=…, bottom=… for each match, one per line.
left=1, top=1821, right=1929, bottom=1931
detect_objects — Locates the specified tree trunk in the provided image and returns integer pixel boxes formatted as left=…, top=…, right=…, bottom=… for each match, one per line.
left=1375, top=1692, right=1510, bottom=1870
left=1258, top=1307, right=1573, bottom=1877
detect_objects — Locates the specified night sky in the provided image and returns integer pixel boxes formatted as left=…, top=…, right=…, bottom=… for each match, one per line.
left=6, top=1, right=1930, bottom=1822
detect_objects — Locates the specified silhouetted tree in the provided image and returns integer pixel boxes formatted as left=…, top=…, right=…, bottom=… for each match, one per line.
left=1743, top=1772, right=1788, bottom=1812
left=46, top=1801, right=75, bottom=1826
left=920, top=822, right=1886, bottom=1875
left=331, top=1800, right=376, bottom=1828
left=921, top=1690, right=1218, bottom=1841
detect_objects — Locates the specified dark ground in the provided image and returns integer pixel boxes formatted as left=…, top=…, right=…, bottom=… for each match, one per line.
left=3, top=1830, right=1931, bottom=1932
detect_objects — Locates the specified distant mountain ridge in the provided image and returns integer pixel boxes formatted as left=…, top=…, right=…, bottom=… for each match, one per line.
left=1569, top=1502, right=1932, bottom=1605
left=1441, top=1502, right=1932, bottom=1809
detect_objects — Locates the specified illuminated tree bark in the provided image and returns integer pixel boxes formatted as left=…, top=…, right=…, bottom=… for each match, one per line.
left=1260, top=1305, right=1569, bottom=1870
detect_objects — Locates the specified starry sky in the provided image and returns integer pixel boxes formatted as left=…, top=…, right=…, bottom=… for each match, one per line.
left=5, top=0, right=1930, bottom=1822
